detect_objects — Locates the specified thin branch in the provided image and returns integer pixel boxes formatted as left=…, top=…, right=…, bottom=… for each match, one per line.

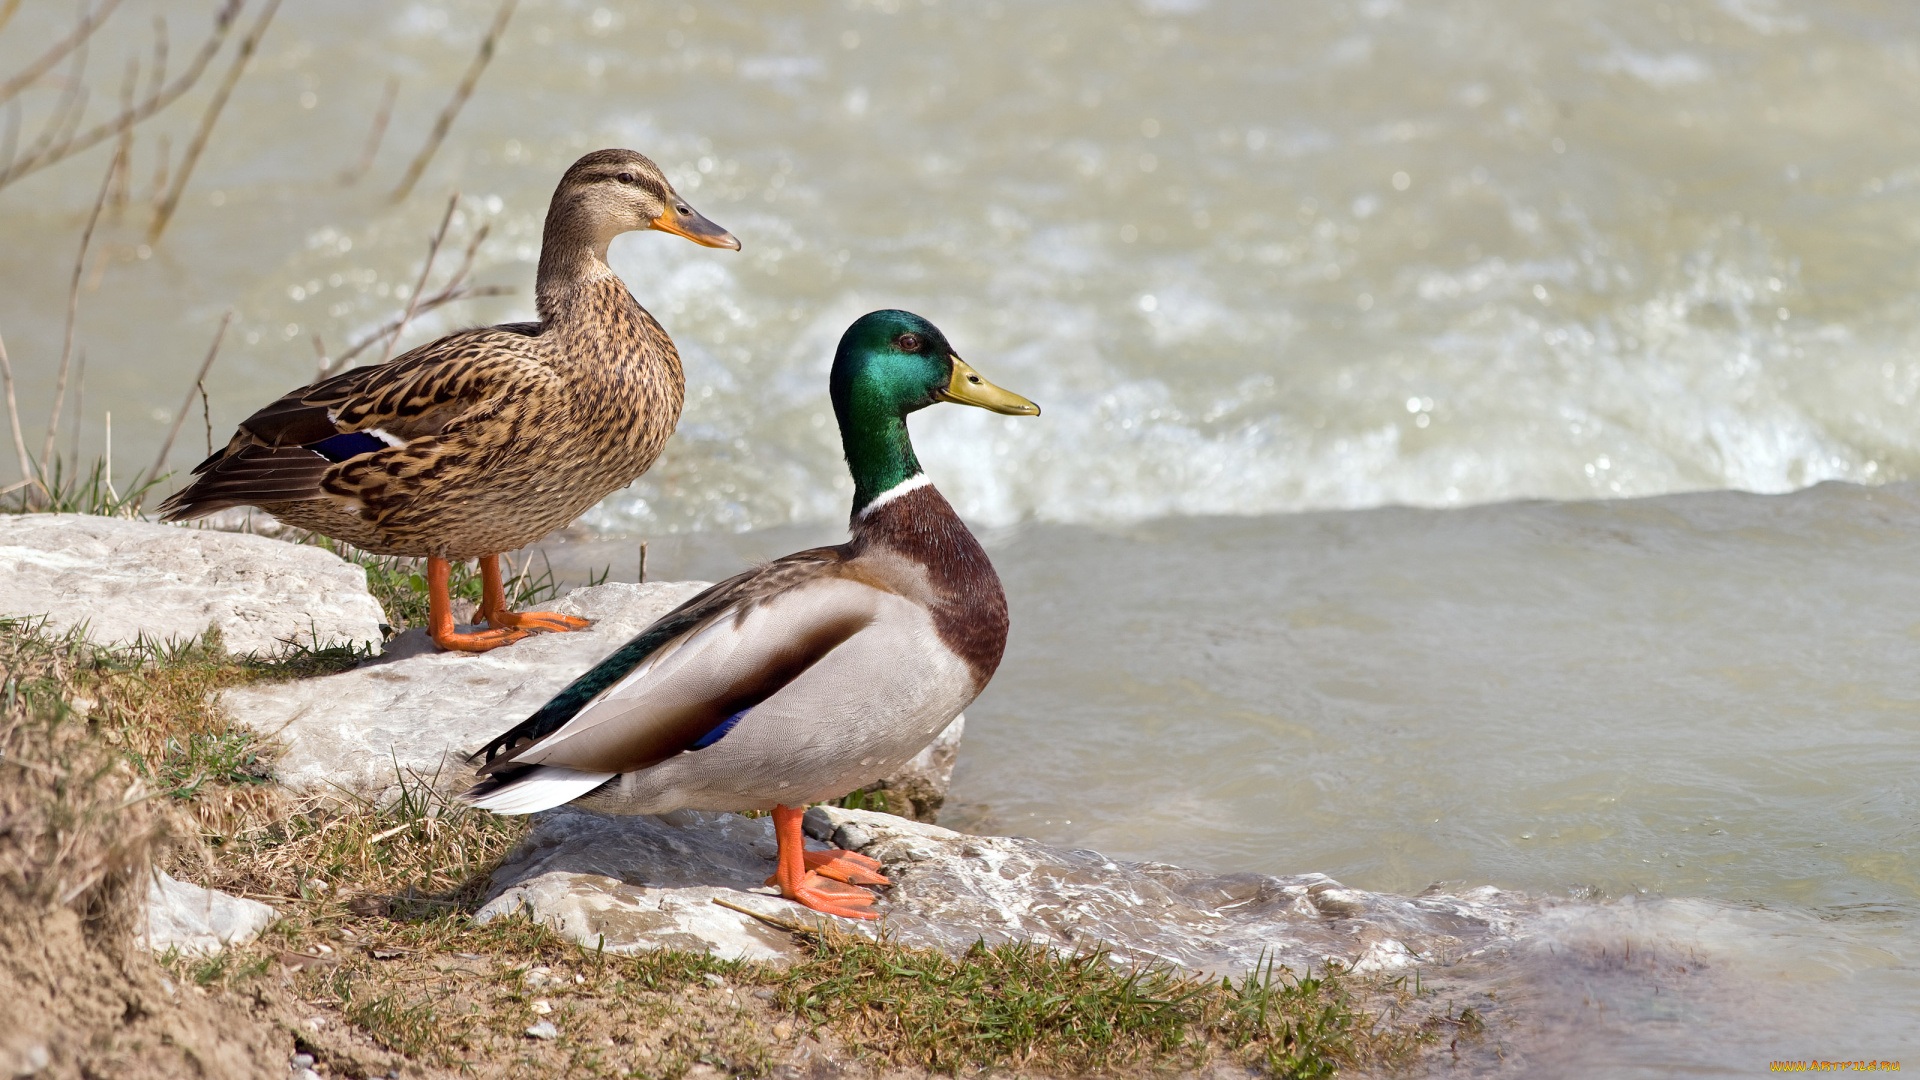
left=339, top=74, right=398, bottom=186
left=390, top=0, right=516, bottom=203
left=103, top=409, right=114, bottom=501
left=147, top=14, right=169, bottom=101
left=147, top=132, right=168, bottom=204
left=381, top=191, right=458, bottom=362
left=310, top=331, right=328, bottom=380
left=142, top=310, right=230, bottom=491
left=0, top=330, right=31, bottom=487
left=41, top=144, right=119, bottom=469
left=69, top=350, right=85, bottom=461
left=0, top=0, right=239, bottom=191
left=322, top=284, right=509, bottom=376
left=0, top=0, right=123, bottom=106
left=0, top=0, right=25, bottom=38
left=16, top=32, right=91, bottom=171
left=1, top=99, right=17, bottom=175
left=148, top=0, right=278, bottom=244
left=109, top=55, right=137, bottom=208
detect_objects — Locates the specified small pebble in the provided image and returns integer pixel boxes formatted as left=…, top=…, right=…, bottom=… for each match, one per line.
left=526, top=1020, right=559, bottom=1041
left=772, top=1020, right=794, bottom=1040
left=294, top=1070, right=323, bottom=1080
left=531, top=999, right=553, bottom=1014
left=702, top=972, right=727, bottom=987
left=291, top=1053, right=315, bottom=1068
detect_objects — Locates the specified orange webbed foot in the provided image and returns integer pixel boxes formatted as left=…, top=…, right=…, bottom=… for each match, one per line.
left=785, top=873, right=882, bottom=921
left=803, top=848, right=890, bottom=886
left=429, top=625, right=532, bottom=653
left=487, top=609, right=592, bottom=634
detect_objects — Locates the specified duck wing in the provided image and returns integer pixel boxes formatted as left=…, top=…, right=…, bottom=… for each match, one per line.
left=159, top=322, right=552, bottom=519
left=461, top=547, right=885, bottom=809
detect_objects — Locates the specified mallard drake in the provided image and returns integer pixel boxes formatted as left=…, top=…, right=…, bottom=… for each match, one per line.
left=460, top=310, right=1040, bottom=919
left=159, top=149, right=738, bottom=652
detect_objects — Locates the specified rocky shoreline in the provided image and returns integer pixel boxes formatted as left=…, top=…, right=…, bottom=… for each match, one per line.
left=1, top=513, right=1532, bottom=986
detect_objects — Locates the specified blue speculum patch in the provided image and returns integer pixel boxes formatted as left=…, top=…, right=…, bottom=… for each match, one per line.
left=308, top=431, right=388, bottom=462
left=687, top=707, right=749, bottom=751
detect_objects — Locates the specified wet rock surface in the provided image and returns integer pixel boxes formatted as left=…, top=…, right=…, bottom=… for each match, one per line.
left=0, top=514, right=383, bottom=654
left=140, top=870, right=276, bottom=956
left=477, top=805, right=1531, bottom=976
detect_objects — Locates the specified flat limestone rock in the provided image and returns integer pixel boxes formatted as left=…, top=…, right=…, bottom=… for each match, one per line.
left=140, top=870, right=275, bottom=956
left=475, top=805, right=1530, bottom=976
left=223, top=581, right=708, bottom=801
left=0, top=514, right=383, bottom=655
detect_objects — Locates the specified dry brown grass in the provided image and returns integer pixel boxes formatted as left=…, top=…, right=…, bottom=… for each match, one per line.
left=0, top=616, right=286, bottom=1079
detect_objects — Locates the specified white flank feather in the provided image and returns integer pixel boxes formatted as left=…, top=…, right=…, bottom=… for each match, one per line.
left=465, top=766, right=616, bottom=814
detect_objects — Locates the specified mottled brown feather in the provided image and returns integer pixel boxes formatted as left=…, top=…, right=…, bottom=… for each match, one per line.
left=157, top=150, right=709, bottom=560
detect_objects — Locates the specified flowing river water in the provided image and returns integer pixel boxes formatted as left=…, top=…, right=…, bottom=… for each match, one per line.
left=4, top=0, right=1919, bottom=1071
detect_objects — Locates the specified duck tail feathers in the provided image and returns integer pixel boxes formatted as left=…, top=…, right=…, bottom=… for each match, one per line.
left=459, top=765, right=616, bottom=815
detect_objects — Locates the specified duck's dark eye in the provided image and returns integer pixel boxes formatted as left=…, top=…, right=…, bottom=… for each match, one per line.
left=675, top=204, right=691, bottom=214
left=616, top=171, right=636, bottom=184
left=895, top=333, right=922, bottom=351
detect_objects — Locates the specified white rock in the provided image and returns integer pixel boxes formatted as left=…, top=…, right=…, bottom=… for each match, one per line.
left=223, top=581, right=707, bottom=801
left=0, top=514, right=383, bottom=655
left=140, top=870, right=275, bottom=956
left=475, top=805, right=1531, bottom=976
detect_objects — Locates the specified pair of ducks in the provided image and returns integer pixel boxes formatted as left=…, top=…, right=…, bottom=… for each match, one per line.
left=160, top=150, right=1039, bottom=919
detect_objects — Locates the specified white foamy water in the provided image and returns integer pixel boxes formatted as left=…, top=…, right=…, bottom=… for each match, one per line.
left=7, top=0, right=1920, bottom=527
left=5, top=0, right=1920, bottom=1070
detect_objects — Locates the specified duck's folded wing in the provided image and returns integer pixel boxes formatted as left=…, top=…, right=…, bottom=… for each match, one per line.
left=463, top=560, right=876, bottom=796
left=159, top=326, right=555, bottom=519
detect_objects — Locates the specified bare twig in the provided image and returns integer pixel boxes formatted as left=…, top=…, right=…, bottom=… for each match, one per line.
left=147, top=14, right=169, bottom=101
left=709, top=896, right=819, bottom=936
left=0, top=0, right=25, bottom=38
left=310, top=331, right=328, bottom=380
left=322, top=283, right=509, bottom=376
left=381, top=191, right=458, bottom=362
left=0, top=0, right=240, bottom=191
left=390, top=0, right=516, bottom=203
left=148, top=0, right=278, bottom=244
left=69, top=350, right=85, bottom=461
left=17, top=30, right=91, bottom=171
left=42, top=145, right=119, bottom=469
left=143, top=310, right=231, bottom=491
left=0, top=0, right=123, bottom=105
left=339, top=75, right=398, bottom=186
left=109, top=55, right=137, bottom=208
left=147, top=131, right=169, bottom=204
left=312, top=196, right=506, bottom=377
left=0, top=330, right=31, bottom=486
left=1, top=99, right=18, bottom=172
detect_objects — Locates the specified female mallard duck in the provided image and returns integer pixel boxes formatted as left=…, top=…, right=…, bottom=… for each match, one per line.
left=461, top=310, right=1039, bottom=919
left=159, top=149, right=738, bottom=652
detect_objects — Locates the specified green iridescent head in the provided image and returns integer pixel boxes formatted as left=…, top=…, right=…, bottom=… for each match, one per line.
left=828, top=310, right=1039, bottom=513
